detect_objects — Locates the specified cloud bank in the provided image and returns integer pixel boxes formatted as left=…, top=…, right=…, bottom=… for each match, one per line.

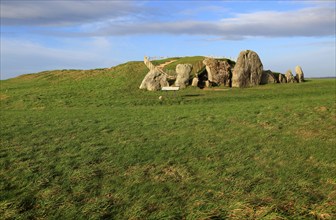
left=0, top=1, right=144, bottom=26
left=93, top=7, right=335, bottom=39
left=1, top=1, right=334, bottom=39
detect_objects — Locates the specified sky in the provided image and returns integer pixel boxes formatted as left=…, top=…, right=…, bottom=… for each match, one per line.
left=1, top=0, right=335, bottom=79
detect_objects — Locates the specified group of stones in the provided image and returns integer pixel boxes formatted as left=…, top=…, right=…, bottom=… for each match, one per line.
left=139, top=50, right=304, bottom=91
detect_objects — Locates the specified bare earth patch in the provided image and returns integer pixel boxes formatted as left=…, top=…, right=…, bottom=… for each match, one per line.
left=296, top=129, right=319, bottom=139
left=0, top=93, right=9, bottom=100
left=314, top=106, right=328, bottom=112
left=157, top=60, right=177, bottom=69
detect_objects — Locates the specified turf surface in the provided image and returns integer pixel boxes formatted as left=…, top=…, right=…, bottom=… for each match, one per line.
left=1, top=60, right=335, bottom=219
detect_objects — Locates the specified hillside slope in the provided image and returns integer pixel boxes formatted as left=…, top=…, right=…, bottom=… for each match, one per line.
left=1, top=61, right=149, bottom=109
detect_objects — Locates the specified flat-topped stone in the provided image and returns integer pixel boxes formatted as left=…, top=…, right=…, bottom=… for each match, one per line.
left=161, top=87, right=180, bottom=91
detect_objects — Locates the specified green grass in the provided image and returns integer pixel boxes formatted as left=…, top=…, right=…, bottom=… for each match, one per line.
left=1, top=60, right=336, bottom=219
left=150, top=57, right=181, bottom=66
left=162, top=56, right=206, bottom=75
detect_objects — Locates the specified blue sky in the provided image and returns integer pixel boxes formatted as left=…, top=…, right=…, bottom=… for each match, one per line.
left=1, top=0, right=335, bottom=79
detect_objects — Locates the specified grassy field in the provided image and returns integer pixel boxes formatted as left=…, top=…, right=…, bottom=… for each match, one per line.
left=1, top=59, right=335, bottom=219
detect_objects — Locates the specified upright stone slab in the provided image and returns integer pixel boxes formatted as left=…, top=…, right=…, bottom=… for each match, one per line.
left=175, top=64, right=193, bottom=88
left=139, top=69, right=169, bottom=91
left=232, top=50, right=263, bottom=88
left=218, top=60, right=232, bottom=87
left=285, top=70, right=294, bottom=83
left=295, top=65, right=304, bottom=83
left=144, top=56, right=156, bottom=71
left=203, top=58, right=232, bottom=86
left=191, top=77, right=199, bottom=87
left=260, top=70, right=277, bottom=84
left=279, top=73, right=287, bottom=83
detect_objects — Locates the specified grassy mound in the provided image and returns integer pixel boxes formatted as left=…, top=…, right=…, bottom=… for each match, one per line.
left=1, top=60, right=335, bottom=219
left=161, top=56, right=235, bottom=76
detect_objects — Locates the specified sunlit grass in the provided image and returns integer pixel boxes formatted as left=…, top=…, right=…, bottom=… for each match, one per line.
left=1, top=60, right=335, bottom=219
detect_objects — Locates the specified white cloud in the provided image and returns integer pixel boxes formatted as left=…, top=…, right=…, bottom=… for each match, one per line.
left=1, top=1, right=334, bottom=39
left=0, top=0, right=144, bottom=26
left=93, top=6, right=335, bottom=39
left=1, top=1, right=336, bottom=40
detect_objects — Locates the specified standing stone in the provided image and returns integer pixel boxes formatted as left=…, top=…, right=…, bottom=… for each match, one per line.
left=295, top=65, right=304, bottom=82
left=279, top=73, right=287, bottom=83
left=203, top=58, right=219, bottom=84
left=203, top=58, right=232, bottom=86
left=293, top=75, right=299, bottom=83
left=191, top=77, right=199, bottom=87
left=218, top=60, right=232, bottom=87
left=260, top=70, right=277, bottom=84
left=175, top=64, right=193, bottom=88
left=144, top=56, right=156, bottom=71
left=205, top=80, right=210, bottom=88
left=232, top=50, right=263, bottom=88
left=285, top=70, right=294, bottom=83
left=139, top=69, right=169, bottom=91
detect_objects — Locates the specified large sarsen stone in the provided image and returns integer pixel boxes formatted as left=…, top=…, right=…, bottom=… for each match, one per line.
left=203, top=58, right=232, bottom=86
left=232, top=50, right=263, bottom=88
left=260, top=70, right=277, bottom=84
left=175, top=64, right=193, bottom=88
left=295, top=65, right=304, bottom=83
left=139, top=69, right=169, bottom=91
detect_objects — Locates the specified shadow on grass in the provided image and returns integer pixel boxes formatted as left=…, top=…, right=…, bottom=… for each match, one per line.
left=183, top=94, right=205, bottom=97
